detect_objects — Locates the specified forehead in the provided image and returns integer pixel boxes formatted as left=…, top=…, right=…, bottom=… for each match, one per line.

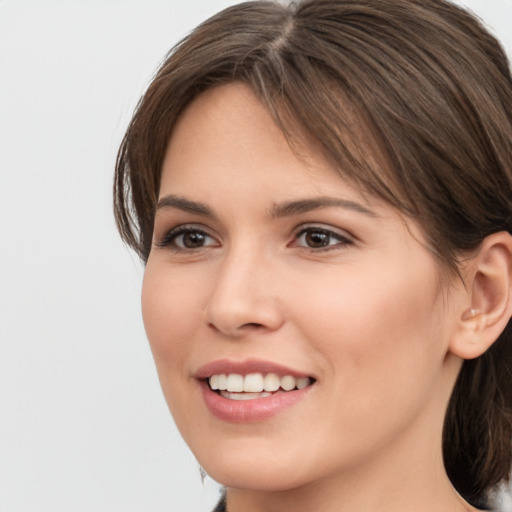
left=161, top=83, right=384, bottom=205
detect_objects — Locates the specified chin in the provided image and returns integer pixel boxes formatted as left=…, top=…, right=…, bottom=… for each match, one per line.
left=205, top=462, right=310, bottom=492
left=192, top=437, right=326, bottom=492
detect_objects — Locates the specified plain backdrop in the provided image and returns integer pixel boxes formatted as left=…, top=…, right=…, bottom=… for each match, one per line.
left=1, top=1, right=511, bottom=511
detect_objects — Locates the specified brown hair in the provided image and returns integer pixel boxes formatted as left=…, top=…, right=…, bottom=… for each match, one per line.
left=114, top=0, right=512, bottom=505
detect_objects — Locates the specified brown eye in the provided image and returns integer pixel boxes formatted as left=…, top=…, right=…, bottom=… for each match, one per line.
left=293, top=227, right=352, bottom=250
left=157, top=226, right=218, bottom=250
left=181, top=231, right=207, bottom=248
left=304, top=230, right=331, bottom=248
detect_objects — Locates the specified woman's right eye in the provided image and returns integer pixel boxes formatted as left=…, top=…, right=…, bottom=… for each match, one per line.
left=156, top=226, right=218, bottom=251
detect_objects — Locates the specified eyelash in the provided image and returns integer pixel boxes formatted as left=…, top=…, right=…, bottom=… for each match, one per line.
left=156, top=225, right=218, bottom=251
left=291, top=226, right=353, bottom=252
left=155, top=225, right=353, bottom=252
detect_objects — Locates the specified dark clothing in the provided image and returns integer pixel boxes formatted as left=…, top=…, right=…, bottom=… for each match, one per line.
left=212, top=494, right=226, bottom=512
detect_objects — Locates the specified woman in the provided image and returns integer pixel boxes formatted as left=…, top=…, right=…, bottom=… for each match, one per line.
left=114, top=0, right=512, bottom=510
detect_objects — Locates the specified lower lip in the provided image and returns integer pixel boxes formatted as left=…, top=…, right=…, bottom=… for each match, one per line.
left=199, top=380, right=313, bottom=423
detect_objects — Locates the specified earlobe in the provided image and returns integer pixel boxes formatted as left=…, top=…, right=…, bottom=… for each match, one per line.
left=450, top=231, right=512, bottom=360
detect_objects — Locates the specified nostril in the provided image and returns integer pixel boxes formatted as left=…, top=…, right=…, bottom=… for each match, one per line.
left=207, top=321, right=265, bottom=338
left=241, top=322, right=264, bottom=329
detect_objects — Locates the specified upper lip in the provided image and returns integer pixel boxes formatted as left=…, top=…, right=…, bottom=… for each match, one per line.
left=194, top=358, right=314, bottom=380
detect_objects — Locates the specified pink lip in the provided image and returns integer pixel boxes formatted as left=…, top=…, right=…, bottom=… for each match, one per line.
left=195, top=358, right=315, bottom=423
left=199, top=381, right=313, bottom=422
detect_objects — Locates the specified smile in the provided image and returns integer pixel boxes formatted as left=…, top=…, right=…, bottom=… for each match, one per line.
left=209, top=373, right=313, bottom=399
left=196, top=360, right=316, bottom=422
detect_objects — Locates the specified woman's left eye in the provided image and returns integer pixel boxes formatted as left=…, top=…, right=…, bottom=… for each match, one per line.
left=292, top=227, right=352, bottom=250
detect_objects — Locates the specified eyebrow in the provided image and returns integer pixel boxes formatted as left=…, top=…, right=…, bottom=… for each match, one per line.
left=270, top=197, right=378, bottom=218
left=155, top=195, right=216, bottom=218
left=155, top=194, right=378, bottom=219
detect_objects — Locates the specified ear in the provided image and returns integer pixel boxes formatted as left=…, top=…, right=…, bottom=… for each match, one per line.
left=449, top=231, right=512, bottom=360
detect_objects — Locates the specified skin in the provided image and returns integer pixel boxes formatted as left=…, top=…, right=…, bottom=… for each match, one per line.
left=142, top=83, right=482, bottom=512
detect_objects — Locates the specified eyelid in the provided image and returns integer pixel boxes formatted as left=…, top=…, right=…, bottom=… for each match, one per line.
left=290, top=224, right=355, bottom=250
left=155, top=223, right=219, bottom=249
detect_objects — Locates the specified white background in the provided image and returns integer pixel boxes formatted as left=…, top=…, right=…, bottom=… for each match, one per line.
left=1, top=1, right=511, bottom=511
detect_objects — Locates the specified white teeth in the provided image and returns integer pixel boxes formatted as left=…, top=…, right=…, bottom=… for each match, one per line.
left=209, top=373, right=313, bottom=394
left=210, top=374, right=219, bottom=390
left=280, top=375, right=296, bottom=391
left=296, top=377, right=310, bottom=390
left=263, top=373, right=280, bottom=392
left=226, top=374, right=244, bottom=392
left=217, top=374, right=227, bottom=390
left=243, top=373, right=264, bottom=392
left=209, top=374, right=226, bottom=390
left=220, top=391, right=272, bottom=400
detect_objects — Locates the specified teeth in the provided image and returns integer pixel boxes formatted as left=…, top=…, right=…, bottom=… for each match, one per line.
left=280, top=375, right=296, bottom=391
left=226, top=374, right=244, bottom=392
left=217, top=374, right=227, bottom=390
left=209, top=374, right=219, bottom=390
left=296, top=377, right=310, bottom=389
left=243, top=373, right=264, bottom=392
left=220, top=391, right=272, bottom=400
left=208, top=373, right=312, bottom=393
left=263, top=373, right=280, bottom=392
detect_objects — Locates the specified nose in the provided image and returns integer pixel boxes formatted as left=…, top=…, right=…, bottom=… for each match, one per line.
left=205, top=247, right=284, bottom=338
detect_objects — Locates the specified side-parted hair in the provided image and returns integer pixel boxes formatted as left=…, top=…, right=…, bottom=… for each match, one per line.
left=114, top=0, right=512, bottom=505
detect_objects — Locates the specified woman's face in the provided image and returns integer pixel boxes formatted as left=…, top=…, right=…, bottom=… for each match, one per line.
left=142, top=83, right=464, bottom=491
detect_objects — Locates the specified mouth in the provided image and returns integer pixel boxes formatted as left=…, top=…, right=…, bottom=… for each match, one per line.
left=207, top=372, right=315, bottom=400
left=196, top=360, right=316, bottom=422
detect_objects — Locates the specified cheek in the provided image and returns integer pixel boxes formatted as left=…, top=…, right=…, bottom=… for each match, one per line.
left=141, top=262, right=201, bottom=374
left=140, top=261, right=212, bottom=428
left=294, top=258, right=446, bottom=392
left=284, top=261, right=450, bottom=460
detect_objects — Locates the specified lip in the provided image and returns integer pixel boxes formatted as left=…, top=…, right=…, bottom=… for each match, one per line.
left=199, top=381, right=313, bottom=422
left=195, top=358, right=315, bottom=423
left=194, top=358, right=314, bottom=379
